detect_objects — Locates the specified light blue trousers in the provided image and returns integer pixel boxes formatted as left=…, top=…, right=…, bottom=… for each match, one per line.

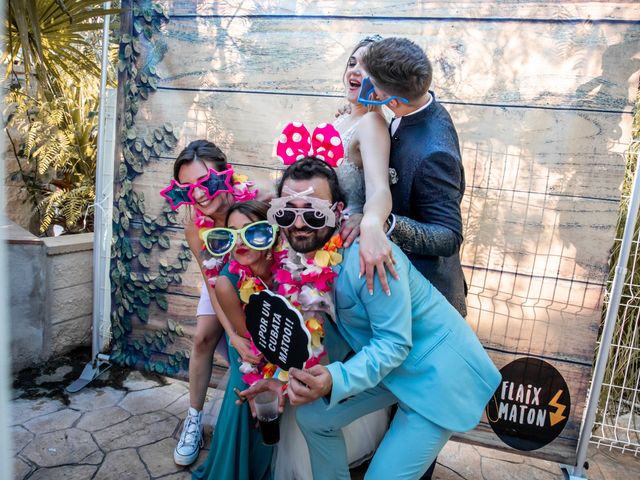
left=295, top=384, right=452, bottom=480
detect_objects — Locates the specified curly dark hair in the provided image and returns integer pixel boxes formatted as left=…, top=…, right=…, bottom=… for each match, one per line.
left=276, top=157, right=347, bottom=207
left=361, top=37, right=432, bottom=101
left=173, top=139, right=228, bottom=180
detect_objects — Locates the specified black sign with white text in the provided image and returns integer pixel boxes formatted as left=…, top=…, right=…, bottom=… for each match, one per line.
left=486, top=357, right=571, bottom=451
left=245, top=290, right=312, bottom=371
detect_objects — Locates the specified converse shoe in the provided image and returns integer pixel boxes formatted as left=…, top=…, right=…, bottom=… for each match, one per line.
left=174, top=407, right=204, bottom=466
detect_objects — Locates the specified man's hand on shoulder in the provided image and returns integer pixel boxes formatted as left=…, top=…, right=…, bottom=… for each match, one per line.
left=288, top=365, right=333, bottom=406
left=335, top=103, right=352, bottom=118
left=340, top=213, right=363, bottom=247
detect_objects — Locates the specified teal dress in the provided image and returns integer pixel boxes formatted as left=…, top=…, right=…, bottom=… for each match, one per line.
left=192, top=267, right=273, bottom=480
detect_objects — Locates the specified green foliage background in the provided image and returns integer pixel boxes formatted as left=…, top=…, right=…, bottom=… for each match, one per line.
left=109, top=0, right=194, bottom=376
left=599, top=83, right=640, bottom=420
left=4, top=0, right=119, bottom=234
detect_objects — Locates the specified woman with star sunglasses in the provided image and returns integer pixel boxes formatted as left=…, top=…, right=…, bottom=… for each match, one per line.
left=167, top=140, right=261, bottom=468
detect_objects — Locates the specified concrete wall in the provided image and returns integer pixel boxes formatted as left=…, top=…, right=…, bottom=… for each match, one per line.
left=43, top=234, right=94, bottom=360
left=6, top=223, right=47, bottom=370
left=2, top=217, right=93, bottom=371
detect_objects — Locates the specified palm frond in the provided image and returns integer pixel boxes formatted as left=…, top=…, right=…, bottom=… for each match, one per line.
left=4, top=0, right=120, bottom=90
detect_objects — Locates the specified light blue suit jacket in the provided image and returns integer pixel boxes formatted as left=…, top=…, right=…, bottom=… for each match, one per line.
left=325, top=242, right=501, bottom=432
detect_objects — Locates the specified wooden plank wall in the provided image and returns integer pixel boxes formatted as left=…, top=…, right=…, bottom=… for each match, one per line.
left=114, top=0, right=640, bottom=464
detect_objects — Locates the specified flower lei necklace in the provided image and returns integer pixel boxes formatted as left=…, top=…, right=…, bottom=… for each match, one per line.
left=195, top=170, right=257, bottom=287
left=233, top=233, right=344, bottom=386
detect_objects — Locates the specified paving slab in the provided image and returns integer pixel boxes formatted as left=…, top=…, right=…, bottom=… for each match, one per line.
left=139, top=437, right=186, bottom=477
left=523, top=456, right=563, bottom=476
left=188, top=443, right=212, bottom=473
left=23, top=407, right=81, bottom=434
left=588, top=447, right=640, bottom=480
left=76, top=405, right=131, bottom=432
left=13, top=456, right=34, bottom=480
left=480, top=456, right=558, bottom=480
left=68, top=386, right=126, bottom=411
left=11, top=398, right=65, bottom=425
left=83, top=450, right=106, bottom=465
left=164, top=390, right=191, bottom=418
left=433, top=464, right=469, bottom=480
left=93, top=410, right=178, bottom=452
left=157, top=472, right=192, bottom=480
left=21, top=427, right=100, bottom=468
left=436, top=442, right=483, bottom=479
left=10, top=425, right=34, bottom=455
left=478, top=446, right=526, bottom=464
left=119, top=381, right=188, bottom=415
left=123, top=370, right=165, bottom=391
left=27, top=465, right=98, bottom=480
left=94, top=448, right=151, bottom=480
left=9, top=355, right=640, bottom=480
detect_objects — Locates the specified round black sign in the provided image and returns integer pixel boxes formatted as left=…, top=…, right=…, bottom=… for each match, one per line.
left=486, top=357, right=571, bottom=451
left=245, top=290, right=311, bottom=371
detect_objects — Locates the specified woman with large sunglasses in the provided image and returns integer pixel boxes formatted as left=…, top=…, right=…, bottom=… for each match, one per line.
left=163, top=140, right=261, bottom=467
left=196, top=199, right=388, bottom=479
left=333, top=35, right=399, bottom=296
left=193, top=200, right=278, bottom=480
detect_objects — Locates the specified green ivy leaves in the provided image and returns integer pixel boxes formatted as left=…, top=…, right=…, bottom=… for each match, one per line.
left=110, top=1, right=192, bottom=375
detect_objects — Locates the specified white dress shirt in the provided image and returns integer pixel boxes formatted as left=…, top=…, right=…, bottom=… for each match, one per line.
left=390, top=95, right=433, bottom=135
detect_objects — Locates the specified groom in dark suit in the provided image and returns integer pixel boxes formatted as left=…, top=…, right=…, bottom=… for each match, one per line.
left=360, top=36, right=467, bottom=479
left=361, top=37, right=467, bottom=317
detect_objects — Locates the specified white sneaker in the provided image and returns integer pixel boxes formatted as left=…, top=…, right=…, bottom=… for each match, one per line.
left=174, top=407, right=204, bottom=466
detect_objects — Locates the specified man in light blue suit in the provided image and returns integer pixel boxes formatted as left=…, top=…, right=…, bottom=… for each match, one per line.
left=246, top=157, right=500, bottom=479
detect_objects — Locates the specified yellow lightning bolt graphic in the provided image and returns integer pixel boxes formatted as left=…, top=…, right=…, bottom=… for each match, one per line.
left=548, top=389, right=567, bottom=426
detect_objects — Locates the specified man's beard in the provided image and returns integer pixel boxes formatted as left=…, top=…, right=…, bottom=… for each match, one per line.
left=284, top=225, right=336, bottom=254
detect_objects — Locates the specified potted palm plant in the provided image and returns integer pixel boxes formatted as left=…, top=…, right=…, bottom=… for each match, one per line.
left=4, top=0, right=119, bottom=235
left=3, top=0, right=119, bottom=369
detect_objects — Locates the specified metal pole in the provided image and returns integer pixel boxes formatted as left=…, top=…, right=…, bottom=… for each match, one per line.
left=0, top=1, right=15, bottom=475
left=92, top=1, right=112, bottom=361
left=569, top=152, right=640, bottom=479
left=66, top=3, right=113, bottom=393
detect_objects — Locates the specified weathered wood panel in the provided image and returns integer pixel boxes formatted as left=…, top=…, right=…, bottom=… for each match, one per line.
left=112, top=0, right=640, bottom=465
left=465, top=268, right=602, bottom=360
left=163, top=1, right=640, bottom=22
left=461, top=189, right=619, bottom=281
left=156, top=16, right=639, bottom=110
left=138, top=90, right=630, bottom=190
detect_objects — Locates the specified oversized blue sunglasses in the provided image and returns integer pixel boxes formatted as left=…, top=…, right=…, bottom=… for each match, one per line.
left=200, top=221, right=278, bottom=256
left=357, top=77, right=409, bottom=106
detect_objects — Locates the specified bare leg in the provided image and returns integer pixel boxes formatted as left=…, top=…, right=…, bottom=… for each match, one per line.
left=189, top=314, right=224, bottom=410
left=175, top=313, right=225, bottom=465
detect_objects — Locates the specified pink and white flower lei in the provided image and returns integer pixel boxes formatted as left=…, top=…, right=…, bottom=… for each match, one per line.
left=236, top=235, right=342, bottom=386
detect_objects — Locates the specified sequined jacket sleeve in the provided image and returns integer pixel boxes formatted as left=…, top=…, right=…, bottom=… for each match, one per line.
left=389, top=150, right=464, bottom=257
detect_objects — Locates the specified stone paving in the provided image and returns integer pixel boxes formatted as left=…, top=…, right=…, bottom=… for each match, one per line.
left=10, top=350, right=640, bottom=479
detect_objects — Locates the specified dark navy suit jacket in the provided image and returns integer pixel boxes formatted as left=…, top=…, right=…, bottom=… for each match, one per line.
left=389, top=92, right=467, bottom=316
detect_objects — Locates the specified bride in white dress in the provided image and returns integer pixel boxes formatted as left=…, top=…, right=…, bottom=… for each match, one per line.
left=334, top=35, right=397, bottom=296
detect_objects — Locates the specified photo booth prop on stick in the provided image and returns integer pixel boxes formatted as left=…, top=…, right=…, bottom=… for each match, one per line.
left=109, top=0, right=640, bottom=464
left=245, top=290, right=312, bottom=371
